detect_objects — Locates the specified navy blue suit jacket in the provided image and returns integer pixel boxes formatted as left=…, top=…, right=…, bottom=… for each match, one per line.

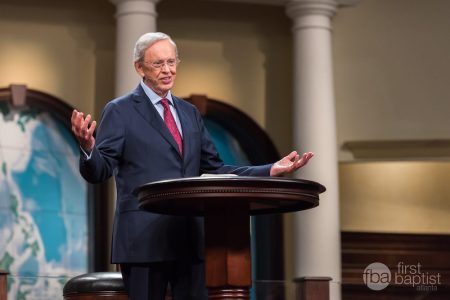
left=80, top=85, right=272, bottom=264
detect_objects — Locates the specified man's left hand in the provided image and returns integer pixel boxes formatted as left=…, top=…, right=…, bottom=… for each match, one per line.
left=270, top=151, right=314, bottom=177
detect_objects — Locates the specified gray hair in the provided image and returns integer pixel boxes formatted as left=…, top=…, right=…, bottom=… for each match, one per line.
left=133, top=32, right=179, bottom=63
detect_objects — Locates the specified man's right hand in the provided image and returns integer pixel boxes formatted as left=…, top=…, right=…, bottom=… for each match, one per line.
left=71, top=109, right=97, bottom=152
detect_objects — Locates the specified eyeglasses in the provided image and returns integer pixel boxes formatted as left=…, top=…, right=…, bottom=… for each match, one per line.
left=145, top=59, right=180, bottom=69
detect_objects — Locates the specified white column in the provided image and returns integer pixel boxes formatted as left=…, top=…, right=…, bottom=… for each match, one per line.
left=286, top=0, right=341, bottom=299
left=110, top=0, right=160, bottom=97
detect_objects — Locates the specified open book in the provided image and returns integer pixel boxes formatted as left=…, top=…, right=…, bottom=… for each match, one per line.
left=200, top=173, right=238, bottom=178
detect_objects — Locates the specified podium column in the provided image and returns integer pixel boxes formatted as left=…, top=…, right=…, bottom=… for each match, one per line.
left=286, top=1, right=341, bottom=299
left=110, top=0, right=160, bottom=97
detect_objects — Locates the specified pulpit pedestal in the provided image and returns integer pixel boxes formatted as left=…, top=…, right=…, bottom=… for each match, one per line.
left=137, top=177, right=326, bottom=299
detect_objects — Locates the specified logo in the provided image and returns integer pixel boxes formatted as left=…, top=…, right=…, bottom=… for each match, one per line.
left=363, top=262, right=391, bottom=291
left=363, top=262, right=442, bottom=292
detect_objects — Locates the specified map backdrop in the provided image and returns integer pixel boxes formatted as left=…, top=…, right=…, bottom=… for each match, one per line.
left=0, top=103, right=88, bottom=299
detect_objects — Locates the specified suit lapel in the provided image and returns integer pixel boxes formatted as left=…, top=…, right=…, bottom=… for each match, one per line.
left=132, top=86, right=182, bottom=158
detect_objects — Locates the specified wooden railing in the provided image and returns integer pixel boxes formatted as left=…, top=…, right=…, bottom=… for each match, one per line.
left=295, top=277, right=331, bottom=300
left=0, top=270, right=8, bottom=300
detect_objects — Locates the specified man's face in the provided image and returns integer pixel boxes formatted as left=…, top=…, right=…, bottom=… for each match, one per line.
left=135, top=39, right=177, bottom=97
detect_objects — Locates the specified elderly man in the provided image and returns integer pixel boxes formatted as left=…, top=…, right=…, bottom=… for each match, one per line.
left=71, top=32, right=313, bottom=300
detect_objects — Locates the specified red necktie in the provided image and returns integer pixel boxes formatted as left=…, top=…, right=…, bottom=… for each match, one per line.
left=161, top=98, right=183, bottom=154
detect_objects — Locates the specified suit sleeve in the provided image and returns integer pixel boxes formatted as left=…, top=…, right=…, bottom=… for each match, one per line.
left=195, top=108, right=272, bottom=176
left=80, top=102, right=125, bottom=183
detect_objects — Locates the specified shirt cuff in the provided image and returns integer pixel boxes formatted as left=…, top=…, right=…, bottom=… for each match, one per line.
left=80, top=147, right=92, bottom=160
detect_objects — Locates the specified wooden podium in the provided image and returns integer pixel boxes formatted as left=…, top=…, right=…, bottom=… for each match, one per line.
left=137, top=176, right=326, bottom=299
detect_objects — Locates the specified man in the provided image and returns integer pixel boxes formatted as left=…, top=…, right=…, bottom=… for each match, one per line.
left=71, top=32, right=313, bottom=300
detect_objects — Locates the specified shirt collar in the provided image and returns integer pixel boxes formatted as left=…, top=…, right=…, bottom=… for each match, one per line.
left=140, top=79, right=174, bottom=106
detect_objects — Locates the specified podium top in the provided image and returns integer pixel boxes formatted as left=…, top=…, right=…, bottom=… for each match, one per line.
left=137, top=176, right=326, bottom=216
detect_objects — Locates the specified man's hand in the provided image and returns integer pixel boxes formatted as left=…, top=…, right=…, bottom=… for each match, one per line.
left=71, top=109, right=97, bottom=152
left=270, top=151, right=314, bottom=177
